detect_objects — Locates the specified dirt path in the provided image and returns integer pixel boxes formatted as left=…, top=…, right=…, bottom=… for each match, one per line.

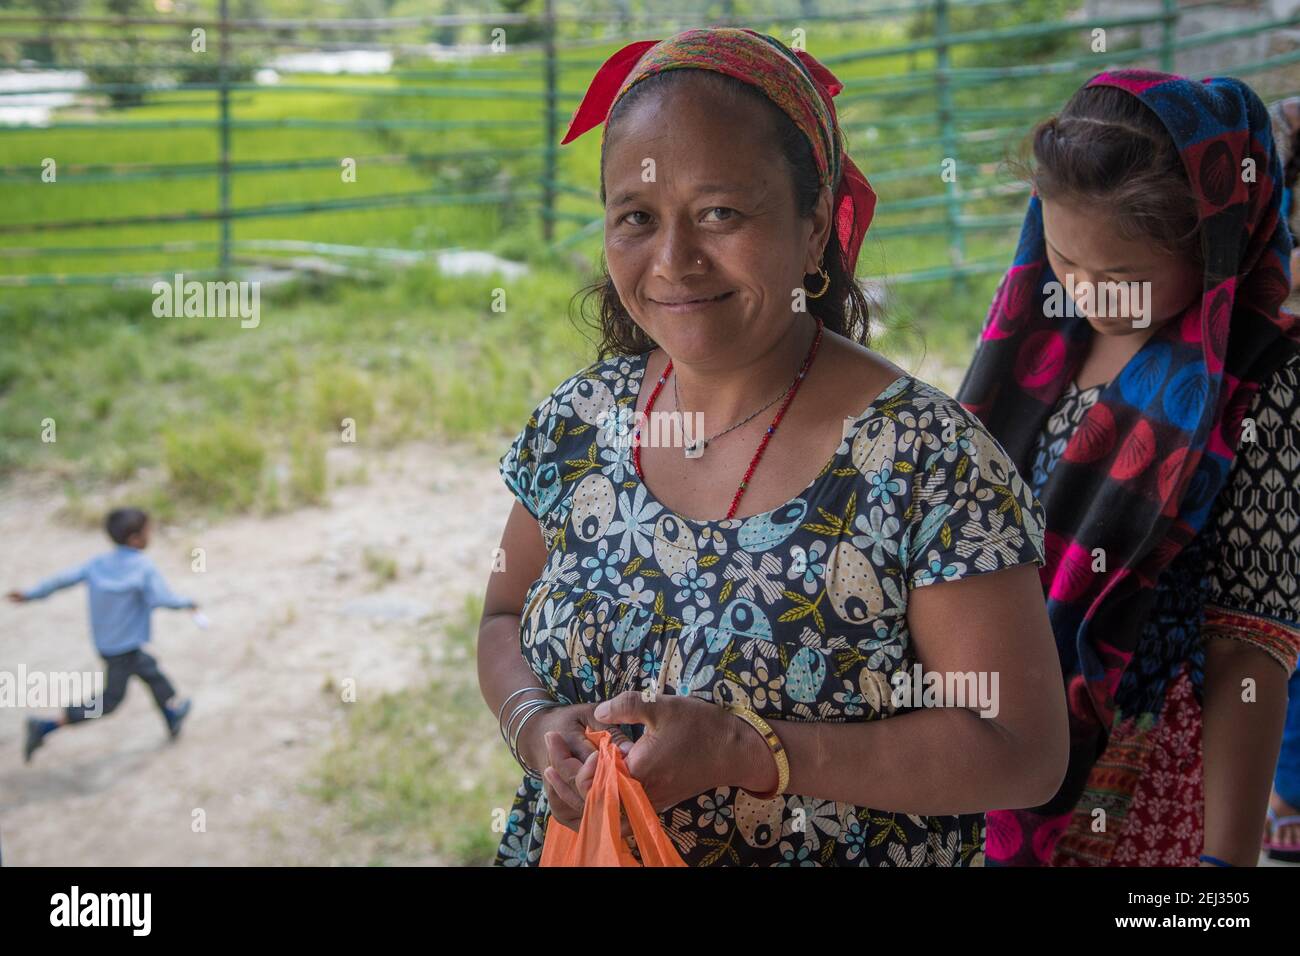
left=0, top=441, right=506, bottom=865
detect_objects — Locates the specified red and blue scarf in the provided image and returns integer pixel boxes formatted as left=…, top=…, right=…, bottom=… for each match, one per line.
left=957, top=70, right=1300, bottom=865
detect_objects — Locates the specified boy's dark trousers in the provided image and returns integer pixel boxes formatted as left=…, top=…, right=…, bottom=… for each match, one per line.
left=64, top=648, right=176, bottom=723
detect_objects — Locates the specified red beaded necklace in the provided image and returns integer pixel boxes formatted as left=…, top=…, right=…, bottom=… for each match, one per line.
left=631, top=317, right=826, bottom=520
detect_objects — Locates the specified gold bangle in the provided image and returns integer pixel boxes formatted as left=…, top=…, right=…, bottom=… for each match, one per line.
left=724, top=704, right=790, bottom=800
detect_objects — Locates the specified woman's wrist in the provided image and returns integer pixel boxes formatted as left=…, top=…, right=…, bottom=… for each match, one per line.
left=514, top=703, right=562, bottom=775
left=499, top=687, right=559, bottom=775
left=720, top=707, right=780, bottom=795
left=513, top=715, right=546, bottom=776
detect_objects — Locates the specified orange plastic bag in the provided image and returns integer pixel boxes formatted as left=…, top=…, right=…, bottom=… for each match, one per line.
left=539, top=727, right=687, bottom=867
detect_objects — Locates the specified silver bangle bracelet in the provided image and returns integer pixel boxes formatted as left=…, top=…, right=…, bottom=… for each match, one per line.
left=503, top=694, right=554, bottom=743
left=508, top=698, right=557, bottom=751
left=509, top=700, right=561, bottom=778
left=497, top=686, right=550, bottom=743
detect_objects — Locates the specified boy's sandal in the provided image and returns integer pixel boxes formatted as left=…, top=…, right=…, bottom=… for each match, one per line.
left=1263, top=807, right=1300, bottom=862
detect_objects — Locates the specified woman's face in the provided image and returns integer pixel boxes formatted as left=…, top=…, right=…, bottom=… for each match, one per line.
left=1040, top=197, right=1202, bottom=337
left=601, top=77, right=833, bottom=364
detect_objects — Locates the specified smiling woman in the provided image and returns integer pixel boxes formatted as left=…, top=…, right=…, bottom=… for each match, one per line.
left=477, top=27, right=1069, bottom=867
left=582, top=53, right=874, bottom=359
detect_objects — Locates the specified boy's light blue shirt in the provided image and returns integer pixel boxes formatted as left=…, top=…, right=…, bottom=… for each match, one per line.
left=22, top=545, right=195, bottom=657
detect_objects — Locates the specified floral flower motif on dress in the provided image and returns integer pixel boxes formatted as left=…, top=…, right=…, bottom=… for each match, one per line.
left=787, top=540, right=828, bottom=594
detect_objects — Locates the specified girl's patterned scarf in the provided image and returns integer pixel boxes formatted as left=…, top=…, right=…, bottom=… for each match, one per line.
left=957, top=70, right=1300, bottom=865
left=560, top=27, right=877, bottom=274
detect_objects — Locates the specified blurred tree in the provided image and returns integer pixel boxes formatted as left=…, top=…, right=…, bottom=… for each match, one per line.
left=88, top=0, right=149, bottom=107
left=499, top=0, right=544, bottom=46
left=24, top=0, right=83, bottom=64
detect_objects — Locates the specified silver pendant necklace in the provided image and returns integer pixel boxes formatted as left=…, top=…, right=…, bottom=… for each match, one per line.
left=672, top=365, right=797, bottom=458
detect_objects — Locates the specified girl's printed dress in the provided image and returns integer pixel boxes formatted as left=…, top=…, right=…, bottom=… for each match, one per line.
left=1030, top=352, right=1300, bottom=866
left=493, top=349, right=1046, bottom=866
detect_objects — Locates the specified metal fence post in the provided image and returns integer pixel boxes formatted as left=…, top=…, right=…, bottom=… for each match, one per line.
left=542, top=0, right=557, bottom=243
left=218, top=0, right=232, bottom=275
left=935, top=0, right=964, bottom=289
left=1161, top=0, right=1177, bottom=72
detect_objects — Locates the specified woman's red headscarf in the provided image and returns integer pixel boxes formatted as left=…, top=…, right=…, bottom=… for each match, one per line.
left=559, top=27, right=877, bottom=275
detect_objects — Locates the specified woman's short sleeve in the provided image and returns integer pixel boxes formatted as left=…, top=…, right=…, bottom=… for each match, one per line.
left=498, top=392, right=557, bottom=522
left=900, top=389, right=1047, bottom=591
left=1202, top=351, right=1300, bottom=672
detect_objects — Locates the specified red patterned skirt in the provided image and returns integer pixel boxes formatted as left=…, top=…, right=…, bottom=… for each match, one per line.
left=1053, top=664, right=1203, bottom=866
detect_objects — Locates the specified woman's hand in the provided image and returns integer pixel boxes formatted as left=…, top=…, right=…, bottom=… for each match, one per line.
left=583, top=691, right=773, bottom=814
left=515, top=702, right=630, bottom=833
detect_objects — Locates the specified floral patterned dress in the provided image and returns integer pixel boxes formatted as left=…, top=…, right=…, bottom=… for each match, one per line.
left=494, top=348, right=1047, bottom=866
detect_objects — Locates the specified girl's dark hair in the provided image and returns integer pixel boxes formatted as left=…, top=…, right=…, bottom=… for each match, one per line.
left=575, top=69, right=871, bottom=359
left=1014, top=84, right=1201, bottom=261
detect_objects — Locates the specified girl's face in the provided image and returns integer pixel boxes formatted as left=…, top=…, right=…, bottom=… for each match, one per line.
left=601, top=77, right=833, bottom=365
left=1041, top=197, right=1202, bottom=337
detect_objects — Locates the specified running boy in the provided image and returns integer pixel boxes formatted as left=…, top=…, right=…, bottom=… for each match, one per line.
left=7, top=507, right=197, bottom=762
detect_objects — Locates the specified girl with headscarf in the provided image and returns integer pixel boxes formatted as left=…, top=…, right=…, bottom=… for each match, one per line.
left=480, top=27, right=1068, bottom=866
left=957, top=70, right=1300, bottom=866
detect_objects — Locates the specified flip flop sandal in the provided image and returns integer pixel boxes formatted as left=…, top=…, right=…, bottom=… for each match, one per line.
left=1264, top=807, right=1300, bottom=863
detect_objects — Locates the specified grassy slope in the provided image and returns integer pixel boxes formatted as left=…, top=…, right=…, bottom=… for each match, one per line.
left=0, top=264, right=597, bottom=511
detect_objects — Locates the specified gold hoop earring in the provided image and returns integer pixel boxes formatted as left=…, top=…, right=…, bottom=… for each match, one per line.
left=805, top=265, right=830, bottom=299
